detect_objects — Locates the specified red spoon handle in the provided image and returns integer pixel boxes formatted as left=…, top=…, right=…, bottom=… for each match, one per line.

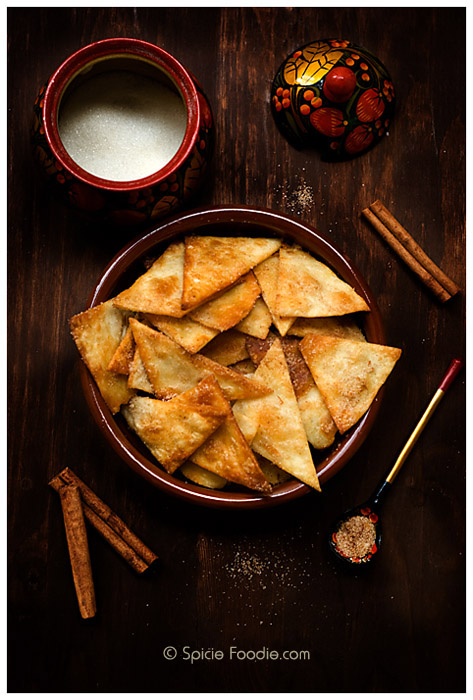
left=439, top=358, right=464, bottom=392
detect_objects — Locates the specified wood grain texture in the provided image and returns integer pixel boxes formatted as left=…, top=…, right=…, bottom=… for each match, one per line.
left=8, top=7, right=465, bottom=693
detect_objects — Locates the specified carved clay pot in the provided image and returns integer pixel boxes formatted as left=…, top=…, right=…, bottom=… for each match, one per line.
left=271, top=39, right=395, bottom=160
left=32, top=38, right=214, bottom=227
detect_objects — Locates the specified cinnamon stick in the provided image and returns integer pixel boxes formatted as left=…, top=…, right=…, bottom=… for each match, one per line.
left=362, top=206, right=453, bottom=303
left=369, top=200, right=460, bottom=297
left=58, top=484, right=96, bottom=619
left=50, top=468, right=158, bottom=574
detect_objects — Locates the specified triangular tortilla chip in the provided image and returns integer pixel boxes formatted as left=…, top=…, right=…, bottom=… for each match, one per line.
left=235, top=297, right=273, bottom=339
left=277, top=338, right=337, bottom=449
left=69, top=300, right=135, bottom=414
left=288, top=315, right=366, bottom=342
left=201, top=330, right=250, bottom=366
left=128, top=348, right=154, bottom=393
left=113, top=241, right=189, bottom=317
left=297, top=383, right=337, bottom=450
left=129, top=319, right=271, bottom=401
left=231, top=398, right=261, bottom=445
left=277, top=246, right=370, bottom=317
left=181, top=236, right=281, bottom=309
left=188, top=272, right=261, bottom=331
left=145, top=313, right=219, bottom=353
left=300, top=334, right=402, bottom=433
left=191, top=413, right=271, bottom=493
left=180, top=462, right=227, bottom=489
left=245, top=334, right=337, bottom=449
left=122, top=375, right=230, bottom=473
left=229, top=359, right=256, bottom=375
left=235, top=339, right=320, bottom=490
left=107, top=325, right=135, bottom=374
left=256, top=456, right=292, bottom=486
left=253, top=255, right=295, bottom=335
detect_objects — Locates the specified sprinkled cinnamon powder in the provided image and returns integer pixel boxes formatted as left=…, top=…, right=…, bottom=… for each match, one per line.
left=335, top=515, right=376, bottom=560
left=274, top=176, right=314, bottom=216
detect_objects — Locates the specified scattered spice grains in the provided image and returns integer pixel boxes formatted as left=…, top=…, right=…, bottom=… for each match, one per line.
left=274, top=176, right=314, bottom=216
left=334, top=515, right=376, bottom=560
left=222, top=532, right=315, bottom=596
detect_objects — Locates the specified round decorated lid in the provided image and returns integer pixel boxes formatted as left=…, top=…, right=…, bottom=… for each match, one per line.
left=271, top=39, right=395, bottom=160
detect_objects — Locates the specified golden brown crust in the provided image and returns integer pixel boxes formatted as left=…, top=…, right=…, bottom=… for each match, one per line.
left=145, top=313, right=219, bottom=353
left=288, top=315, right=366, bottom=342
left=188, top=272, right=261, bottom=331
left=235, top=297, right=273, bottom=339
left=253, top=255, right=295, bottom=335
left=69, top=300, right=135, bottom=414
left=201, top=330, right=250, bottom=366
left=127, top=348, right=154, bottom=393
left=113, top=241, right=188, bottom=317
left=191, top=412, right=271, bottom=493
left=181, top=236, right=281, bottom=310
left=122, top=375, right=231, bottom=473
left=107, top=326, right=135, bottom=375
left=277, top=246, right=371, bottom=318
left=300, top=334, right=402, bottom=433
left=129, top=318, right=271, bottom=401
left=236, top=339, right=321, bottom=490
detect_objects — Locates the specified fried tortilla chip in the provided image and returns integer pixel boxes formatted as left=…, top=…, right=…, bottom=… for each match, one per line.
left=229, top=359, right=256, bottom=375
left=180, top=462, right=227, bottom=489
left=145, top=313, right=219, bottom=353
left=231, top=398, right=261, bottom=445
left=129, top=319, right=271, bottom=401
left=245, top=332, right=278, bottom=366
left=127, top=348, right=154, bottom=393
left=113, top=241, right=189, bottom=317
left=297, top=383, right=337, bottom=449
left=122, top=375, right=231, bottom=474
left=191, top=412, right=271, bottom=493
left=246, top=334, right=336, bottom=450
left=257, top=456, right=292, bottom=486
left=69, top=300, right=134, bottom=414
left=288, top=315, right=366, bottom=342
left=201, top=330, right=250, bottom=366
left=300, top=334, right=402, bottom=433
left=107, top=325, right=135, bottom=374
left=235, top=339, right=320, bottom=490
left=277, top=246, right=370, bottom=317
left=188, top=272, right=261, bottom=331
left=181, top=236, right=281, bottom=310
left=235, top=297, right=273, bottom=339
left=253, top=254, right=295, bottom=335
left=279, top=338, right=337, bottom=449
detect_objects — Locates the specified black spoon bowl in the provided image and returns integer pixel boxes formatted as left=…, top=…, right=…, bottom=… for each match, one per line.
left=329, top=480, right=390, bottom=567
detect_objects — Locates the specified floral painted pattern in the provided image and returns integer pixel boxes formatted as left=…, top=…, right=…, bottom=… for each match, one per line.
left=271, top=39, right=395, bottom=160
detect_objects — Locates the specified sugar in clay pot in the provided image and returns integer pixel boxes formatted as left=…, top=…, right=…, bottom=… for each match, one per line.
left=32, top=38, right=214, bottom=227
left=271, top=39, right=395, bottom=160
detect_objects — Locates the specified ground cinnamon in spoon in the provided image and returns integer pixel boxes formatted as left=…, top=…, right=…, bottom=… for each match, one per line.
left=335, top=515, right=376, bottom=560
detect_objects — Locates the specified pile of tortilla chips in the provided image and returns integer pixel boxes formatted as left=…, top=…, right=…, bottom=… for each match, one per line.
left=69, top=235, right=402, bottom=494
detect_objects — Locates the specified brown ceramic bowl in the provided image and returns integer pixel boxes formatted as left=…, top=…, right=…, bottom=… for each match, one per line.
left=80, top=205, right=386, bottom=509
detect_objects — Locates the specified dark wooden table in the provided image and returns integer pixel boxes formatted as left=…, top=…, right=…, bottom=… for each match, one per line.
left=8, top=7, right=465, bottom=693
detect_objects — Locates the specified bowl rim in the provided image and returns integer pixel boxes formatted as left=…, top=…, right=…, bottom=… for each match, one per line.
left=43, top=37, right=200, bottom=191
left=79, top=205, right=386, bottom=510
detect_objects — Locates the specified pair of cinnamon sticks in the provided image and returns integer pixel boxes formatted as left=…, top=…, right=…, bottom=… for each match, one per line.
left=49, top=467, right=158, bottom=619
left=362, top=200, right=460, bottom=303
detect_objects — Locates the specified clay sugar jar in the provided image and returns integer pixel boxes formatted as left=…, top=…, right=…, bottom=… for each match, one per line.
left=32, top=38, right=214, bottom=227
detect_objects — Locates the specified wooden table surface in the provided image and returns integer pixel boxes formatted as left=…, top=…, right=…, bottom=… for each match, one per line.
left=7, top=7, right=465, bottom=693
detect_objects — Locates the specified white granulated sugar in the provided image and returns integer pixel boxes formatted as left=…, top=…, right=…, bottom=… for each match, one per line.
left=58, top=70, right=188, bottom=181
